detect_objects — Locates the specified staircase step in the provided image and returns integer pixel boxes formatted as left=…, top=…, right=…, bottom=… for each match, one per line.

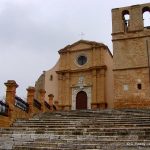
left=1, top=109, right=150, bottom=149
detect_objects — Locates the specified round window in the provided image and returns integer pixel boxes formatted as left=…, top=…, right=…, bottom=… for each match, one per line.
left=77, top=55, right=87, bottom=66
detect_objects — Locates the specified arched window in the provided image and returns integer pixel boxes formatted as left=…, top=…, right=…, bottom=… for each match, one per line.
left=142, top=7, right=150, bottom=28
left=50, top=75, right=53, bottom=81
left=122, top=10, right=130, bottom=31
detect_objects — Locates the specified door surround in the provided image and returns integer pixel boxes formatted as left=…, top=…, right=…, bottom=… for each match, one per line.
left=72, top=86, right=91, bottom=110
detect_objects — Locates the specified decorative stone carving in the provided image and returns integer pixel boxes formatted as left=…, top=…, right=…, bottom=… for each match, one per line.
left=77, top=76, right=84, bottom=89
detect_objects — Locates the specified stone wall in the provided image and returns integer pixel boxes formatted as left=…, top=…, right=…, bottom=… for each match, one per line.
left=114, top=68, right=150, bottom=108
left=112, top=3, right=150, bottom=109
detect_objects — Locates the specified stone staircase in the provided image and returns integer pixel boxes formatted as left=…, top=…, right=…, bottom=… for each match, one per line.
left=1, top=109, right=150, bottom=149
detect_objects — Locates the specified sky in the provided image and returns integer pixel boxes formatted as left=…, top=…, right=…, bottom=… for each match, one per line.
left=0, top=0, right=150, bottom=99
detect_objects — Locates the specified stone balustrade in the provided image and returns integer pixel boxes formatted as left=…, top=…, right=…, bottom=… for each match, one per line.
left=0, top=80, right=57, bottom=127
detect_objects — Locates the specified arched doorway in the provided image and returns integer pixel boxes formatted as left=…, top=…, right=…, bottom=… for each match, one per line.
left=76, top=91, right=87, bottom=110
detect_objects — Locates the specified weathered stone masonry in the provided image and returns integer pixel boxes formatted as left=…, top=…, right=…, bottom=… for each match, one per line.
left=112, top=3, right=150, bottom=108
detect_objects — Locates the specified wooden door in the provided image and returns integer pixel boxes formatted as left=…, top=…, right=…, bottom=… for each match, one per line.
left=76, top=91, right=87, bottom=110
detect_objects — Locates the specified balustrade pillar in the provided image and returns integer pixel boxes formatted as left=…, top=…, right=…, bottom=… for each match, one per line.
left=38, top=89, right=46, bottom=112
left=48, top=94, right=54, bottom=111
left=27, top=86, right=35, bottom=115
left=54, top=101, right=59, bottom=110
left=4, top=80, right=18, bottom=118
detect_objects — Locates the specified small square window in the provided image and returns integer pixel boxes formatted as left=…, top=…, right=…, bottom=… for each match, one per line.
left=123, top=85, right=128, bottom=91
left=137, top=84, right=142, bottom=90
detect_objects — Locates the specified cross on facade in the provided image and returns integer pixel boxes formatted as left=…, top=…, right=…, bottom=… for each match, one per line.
left=79, top=32, right=85, bottom=39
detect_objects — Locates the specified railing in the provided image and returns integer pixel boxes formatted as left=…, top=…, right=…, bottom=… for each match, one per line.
left=44, top=101, right=56, bottom=110
left=44, top=101, right=50, bottom=109
left=0, top=100, right=9, bottom=116
left=144, top=26, right=150, bottom=29
left=15, top=96, right=29, bottom=112
left=33, top=99, right=41, bottom=110
left=0, top=80, right=57, bottom=127
left=53, top=105, right=56, bottom=110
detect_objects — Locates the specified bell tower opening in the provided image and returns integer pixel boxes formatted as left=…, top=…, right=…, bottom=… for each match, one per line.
left=142, top=7, right=150, bottom=28
left=122, top=10, right=130, bottom=31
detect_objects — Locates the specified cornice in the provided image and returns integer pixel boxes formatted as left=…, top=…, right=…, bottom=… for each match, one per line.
left=113, top=66, right=148, bottom=71
left=56, top=65, right=107, bottom=74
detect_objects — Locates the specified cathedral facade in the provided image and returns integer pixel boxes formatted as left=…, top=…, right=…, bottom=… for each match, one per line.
left=35, top=40, right=113, bottom=110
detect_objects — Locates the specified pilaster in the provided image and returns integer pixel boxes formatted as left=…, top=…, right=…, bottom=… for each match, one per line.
left=91, top=69, right=97, bottom=109
left=99, top=69, right=106, bottom=109
left=58, top=73, right=63, bottom=109
left=65, top=73, right=71, bottom=108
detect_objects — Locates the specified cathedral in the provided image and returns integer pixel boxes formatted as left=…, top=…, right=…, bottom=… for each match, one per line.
left=35, top=2, right=150, bottom=110
left=35, top=40, right=113, bottom=110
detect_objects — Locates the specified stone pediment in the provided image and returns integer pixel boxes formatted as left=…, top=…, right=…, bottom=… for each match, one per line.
left=58, top=40, right=107, bottom=53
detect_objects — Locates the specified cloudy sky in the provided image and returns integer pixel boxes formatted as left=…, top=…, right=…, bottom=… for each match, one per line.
left=0, top=0, right=149, bottom=99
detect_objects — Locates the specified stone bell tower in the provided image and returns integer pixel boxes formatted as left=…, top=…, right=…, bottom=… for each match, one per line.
left=112, top=3, right=150, bottom=108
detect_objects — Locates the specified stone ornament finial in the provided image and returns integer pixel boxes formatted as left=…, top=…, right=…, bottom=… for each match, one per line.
left=27, top=86, right=35, bottom=92
left=4, top=80, right=18, bottom=88
left=48, top=94, right=54, bottom=98
left=39, top=89, right=46, bottom=94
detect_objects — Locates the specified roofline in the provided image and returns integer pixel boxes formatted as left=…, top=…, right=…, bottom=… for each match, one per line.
left=58, top=39, right=110, bottom=54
